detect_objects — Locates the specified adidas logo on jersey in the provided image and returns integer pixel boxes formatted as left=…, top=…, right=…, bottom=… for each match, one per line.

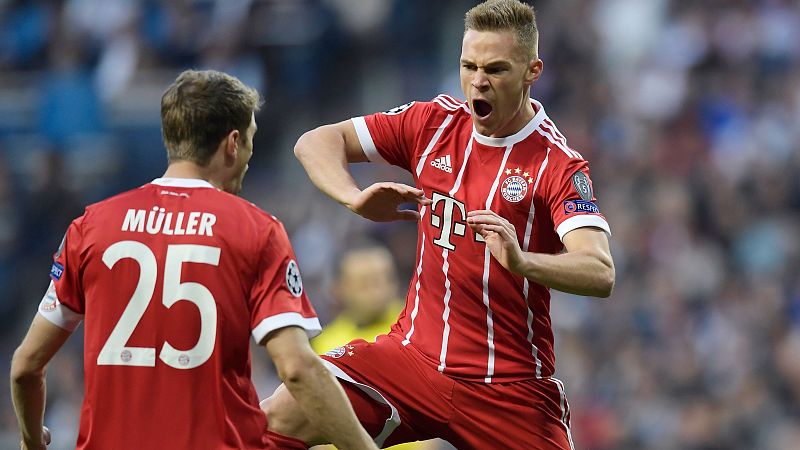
left=431, top=155, right=453, bottom=173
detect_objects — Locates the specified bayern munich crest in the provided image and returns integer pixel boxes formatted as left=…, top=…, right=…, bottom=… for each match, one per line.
left=501, top=175, right=529, bottom=203
left=325, top=346, right=346, bottom=358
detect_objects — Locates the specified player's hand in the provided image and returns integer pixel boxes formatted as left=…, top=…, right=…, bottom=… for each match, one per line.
left=467, top=210, right=525, bottom=273
left=20, top=426, right=50, bottom=450
left=348, top=182, right=431, bottom=222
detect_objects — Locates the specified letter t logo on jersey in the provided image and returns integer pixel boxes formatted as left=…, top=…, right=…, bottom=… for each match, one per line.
left=430, top=192, right=467, bottom=251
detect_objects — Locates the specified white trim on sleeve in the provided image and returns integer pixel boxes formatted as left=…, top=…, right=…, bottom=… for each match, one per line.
left=38, top=282, right=83, bottom=331
left=252, top=312, right=322, bottom=343
left=556, top=215, right=611, bottom=242
left=352, top=117, right=388, bottom=164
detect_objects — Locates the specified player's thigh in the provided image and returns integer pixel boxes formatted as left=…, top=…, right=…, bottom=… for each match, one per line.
left=445, top=378, right=575, bottom=450
left=264, top=334, right=452, bottom=445
left=320, top=336, right=451, bottom=444
left=262, top=384, right=320, bottom=443
left=262, top=376, right=410, bottom=445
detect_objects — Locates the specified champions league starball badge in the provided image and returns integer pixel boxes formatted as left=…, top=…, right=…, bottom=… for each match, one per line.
left=382, top=101, right=415, bottom=115
left=501, top=175, right=528, bottom=203
left=285, top=260, right=303, bottom=297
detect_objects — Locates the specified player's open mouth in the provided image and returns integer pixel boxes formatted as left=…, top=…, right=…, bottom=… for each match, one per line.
left=472, top=99, right=492, bottom=118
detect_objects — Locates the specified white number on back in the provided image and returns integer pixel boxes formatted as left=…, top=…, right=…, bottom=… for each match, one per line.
left=98, top=241, right=220, bottom=369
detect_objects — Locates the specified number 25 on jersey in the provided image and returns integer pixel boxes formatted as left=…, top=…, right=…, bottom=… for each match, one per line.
left=98, top=241, right=220, bottom=370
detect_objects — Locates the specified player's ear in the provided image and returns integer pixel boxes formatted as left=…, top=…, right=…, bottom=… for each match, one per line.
left=524, top=59, right=543, bottom=87
left=223, top=129, right=240, bottom=164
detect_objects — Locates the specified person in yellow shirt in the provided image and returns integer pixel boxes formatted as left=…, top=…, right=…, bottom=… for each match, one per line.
left=312, top=243, right=444, bottom=450
left=312, top=244, right=403, bottom=355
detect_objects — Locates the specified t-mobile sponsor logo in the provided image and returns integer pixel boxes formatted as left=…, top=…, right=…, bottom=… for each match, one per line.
left=429, top=192, right=467, bottom=250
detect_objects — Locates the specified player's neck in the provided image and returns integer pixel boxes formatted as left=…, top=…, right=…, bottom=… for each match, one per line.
left=162, top=161, right=220, bottom=188
left=510, top=94, right=537, bottom=132
left=508, top=101, right=536, bottom=136
left=482, top=95, right=536, bottom=138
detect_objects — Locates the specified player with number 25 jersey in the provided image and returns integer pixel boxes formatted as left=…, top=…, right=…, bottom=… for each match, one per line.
left=39, top=178, right=318, bottom=449
left=11, top=70, right=376, bottom=450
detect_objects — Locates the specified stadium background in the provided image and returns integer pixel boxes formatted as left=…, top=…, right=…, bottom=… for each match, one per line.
left=1, top=0, right=799, bottom=448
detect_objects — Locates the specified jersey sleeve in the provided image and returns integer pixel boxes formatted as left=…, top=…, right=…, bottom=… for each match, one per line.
left=351, top=100, right=433, bottom=172
left=544, top=157, right=611, bottom=241
left=39, top=218, right=85, bottom=331
left=249, top=220, right=321, bottom=344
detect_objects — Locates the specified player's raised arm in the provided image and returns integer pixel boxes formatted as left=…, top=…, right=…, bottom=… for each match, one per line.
left=467, top=210, right=615, bottom=297
left=264, top=326, right=377, bottom=450
left=294, top=120, right=430, bottom=222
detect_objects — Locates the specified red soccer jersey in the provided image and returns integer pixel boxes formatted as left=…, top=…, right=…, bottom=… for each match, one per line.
left=38, top=178, right=320, bottom=450
left=352, top=95, right=610, bottom=383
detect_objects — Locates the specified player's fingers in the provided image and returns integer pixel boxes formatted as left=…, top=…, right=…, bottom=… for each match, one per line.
left=43, top=426, right=51, bottom=445
left=395, top=209, right=422, bottom=221
left=467, top=209, right=497, bottom=217
left=479, top=224, right=506, bottom=234
left=380, top=182, right=419, bottom=195
left=469, top=222, right=501, bottom=235
left=468, top=210, right=515, bottom=230
left=467, top=222, right=485, bottom=234
left=481, top=224, right=518, bottom=243
left=466, top=213, right=502, bottom=226
left=394, top=185, right=430, bottom=203
left=482, top=214, right=515, bottom=234
left=400, top=191, right=431, bottom=205
left=468, top=223, right=493, bottom=238
left=374, top=183, right=430, bottom=206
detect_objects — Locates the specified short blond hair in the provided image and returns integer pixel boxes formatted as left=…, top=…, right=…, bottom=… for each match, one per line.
left=161, top=70, right=262, bottom=166
left=464, top=0, right=539, bottom=60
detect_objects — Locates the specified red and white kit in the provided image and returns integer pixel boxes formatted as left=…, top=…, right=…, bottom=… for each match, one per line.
left=322, top=95, right=610, bottom=449
left=39, top=178, right=320, bottom=450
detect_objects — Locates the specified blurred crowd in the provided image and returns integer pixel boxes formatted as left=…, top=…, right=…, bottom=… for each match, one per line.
left=1, top=0, right=799, bottom=449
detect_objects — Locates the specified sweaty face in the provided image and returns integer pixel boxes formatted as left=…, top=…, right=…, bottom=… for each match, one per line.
left=460, top=29, right=539, bottom=137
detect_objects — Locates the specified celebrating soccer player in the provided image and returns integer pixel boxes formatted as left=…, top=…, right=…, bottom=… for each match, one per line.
left=263, top=1, right=615, bottom=449
left=10, top=70, right=376, bottom=450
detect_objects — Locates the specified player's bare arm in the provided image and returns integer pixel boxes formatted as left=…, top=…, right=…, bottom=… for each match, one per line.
left=295, top=120, right=430, bottom=222
left=11, top=314, right=71, bottom=450
left=467, top=209, right=614, bottom=297
left=264, top=326, right=378, bottom=450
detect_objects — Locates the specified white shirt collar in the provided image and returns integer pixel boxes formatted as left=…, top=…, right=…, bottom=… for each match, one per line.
left=471, top=98, right=547, bottom=147
left=150, top=178, right=216, bottom=188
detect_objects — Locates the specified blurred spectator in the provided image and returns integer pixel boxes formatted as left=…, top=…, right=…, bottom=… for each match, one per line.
left=311, top=242, right=404, bottom=354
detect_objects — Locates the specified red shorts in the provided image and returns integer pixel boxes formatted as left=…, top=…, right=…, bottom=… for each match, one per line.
left=320, top=333, right=574, bottom=450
